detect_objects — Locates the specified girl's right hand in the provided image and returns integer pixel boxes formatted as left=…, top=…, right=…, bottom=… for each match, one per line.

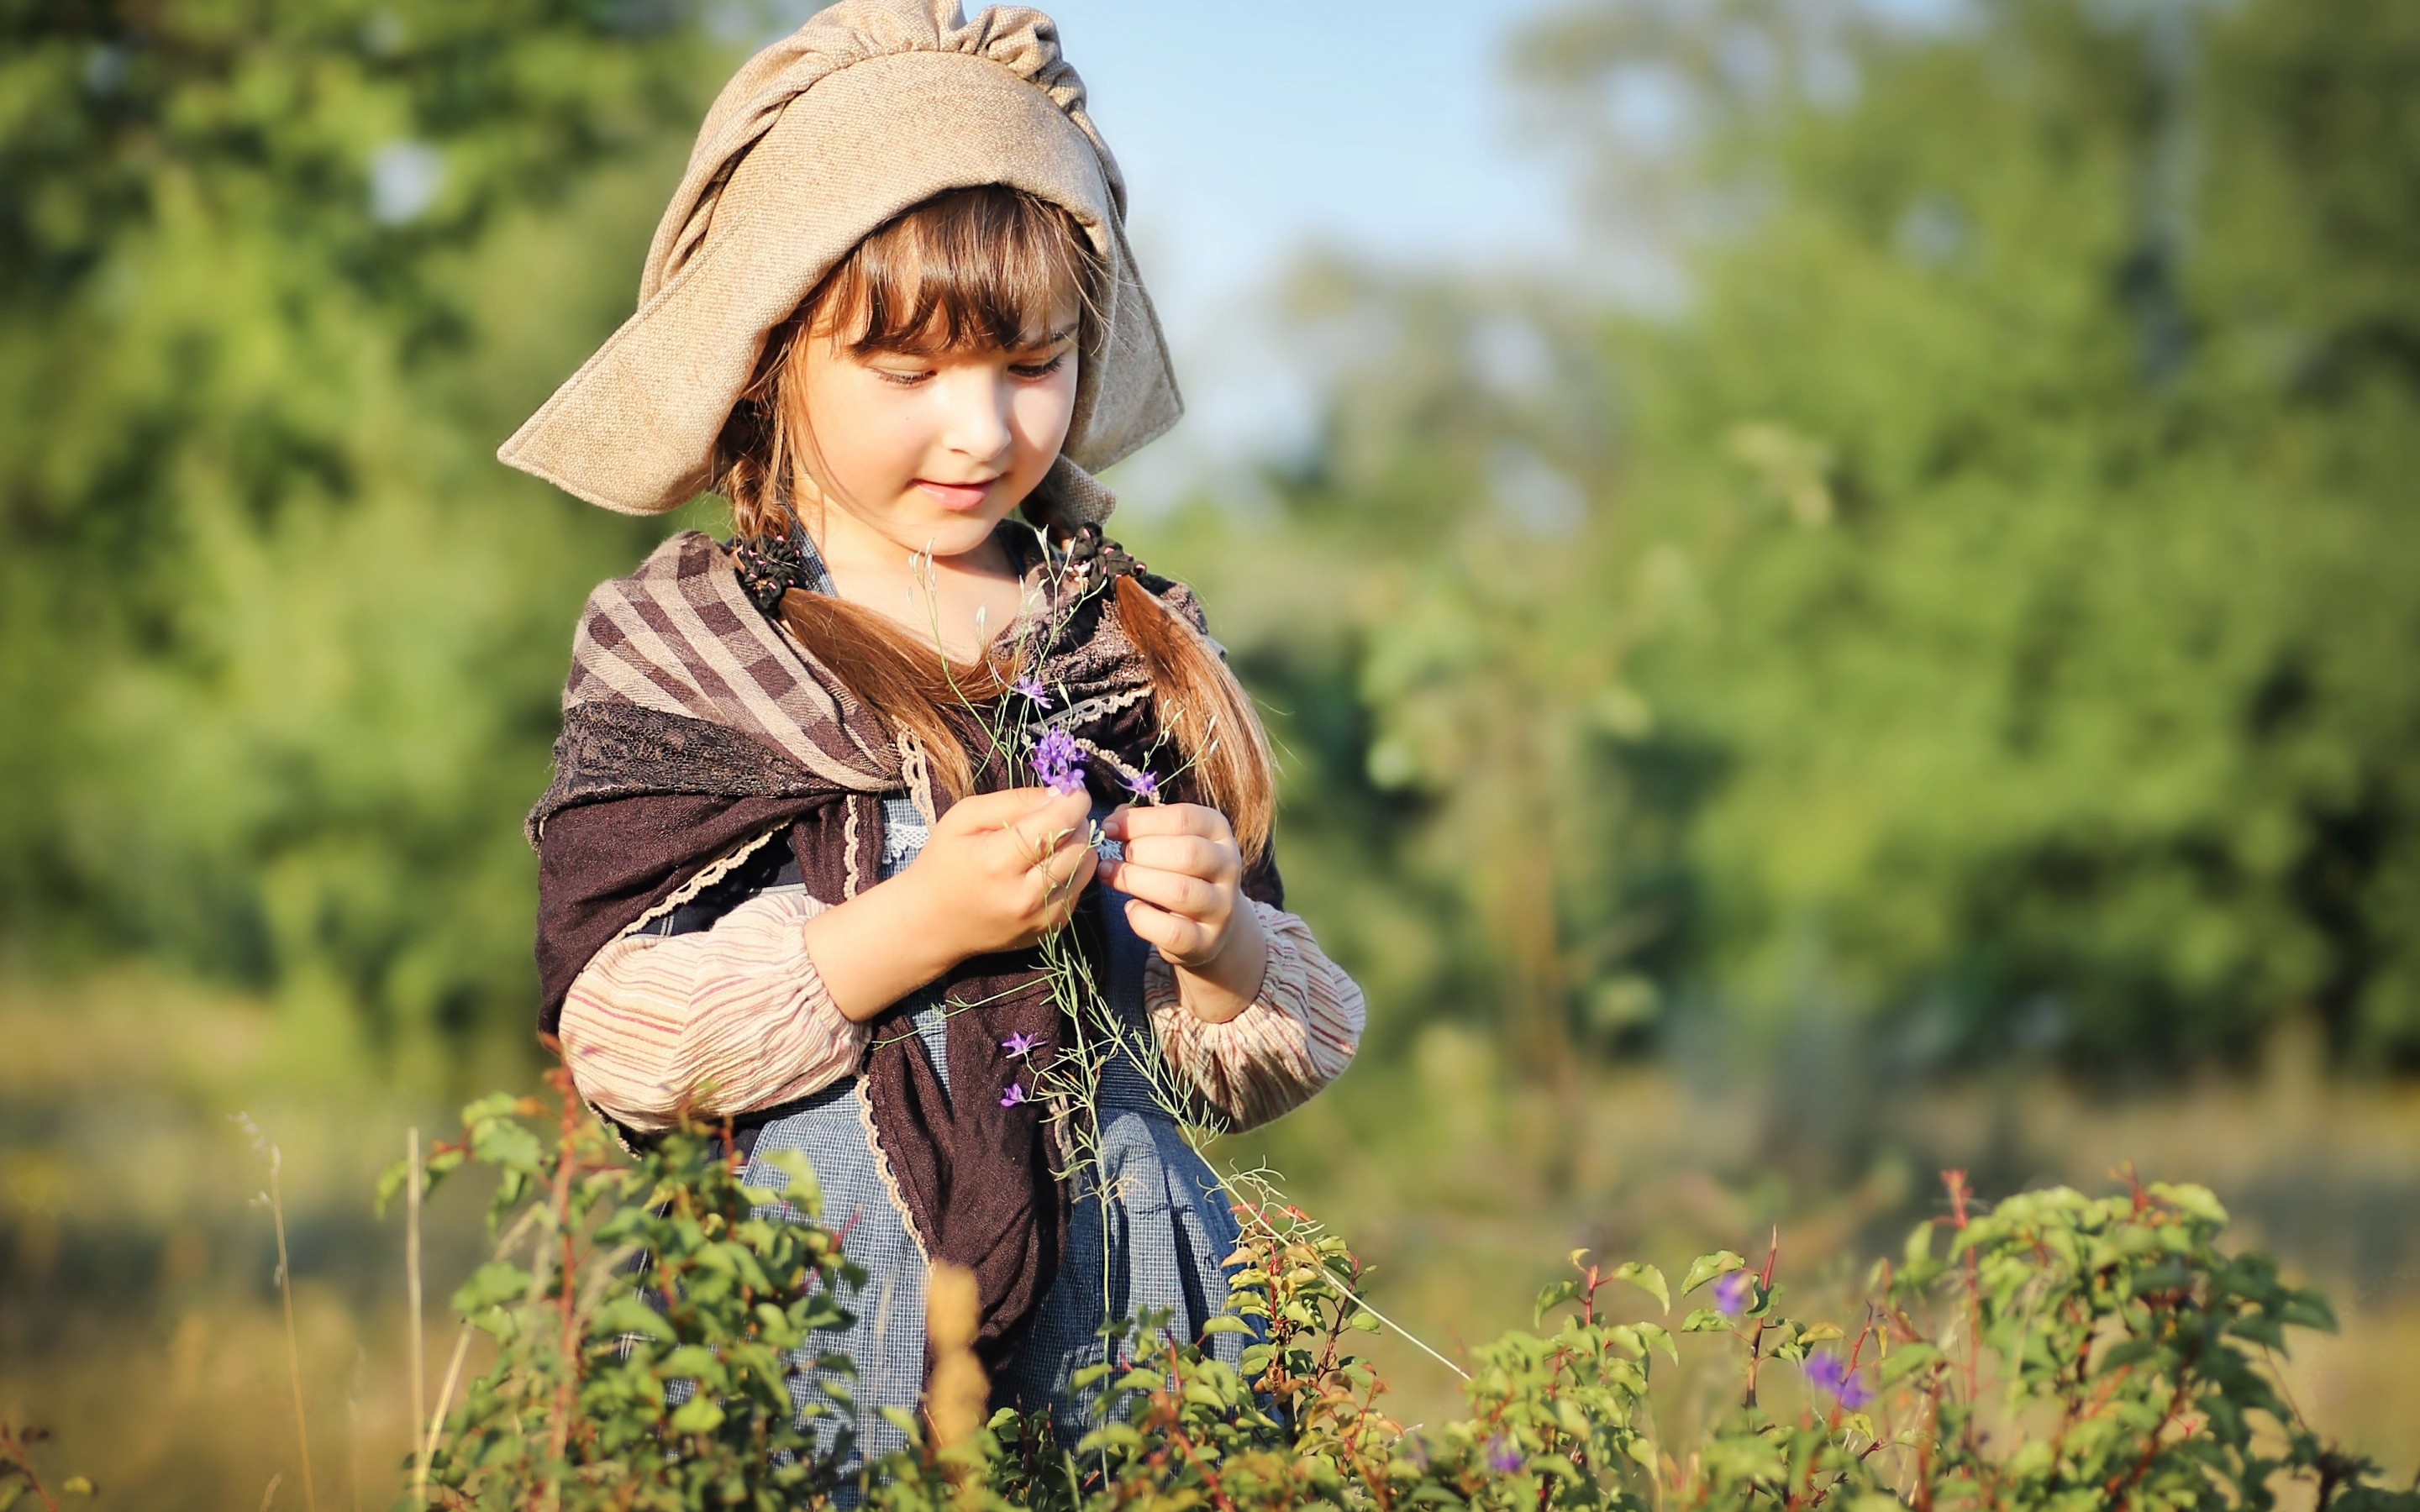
left=898, top=785, right=1098, bottom=960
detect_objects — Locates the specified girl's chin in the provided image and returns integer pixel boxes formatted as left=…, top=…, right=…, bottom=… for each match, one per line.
left=875, top=501, right=1018, bottom=560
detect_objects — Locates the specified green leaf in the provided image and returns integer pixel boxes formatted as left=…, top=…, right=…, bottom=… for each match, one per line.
left=470, top=1119, right=543, bottom=1173
left=668, top=1394, right=726, bottom=1434
left=1905, top=1221, right=1935, bottom=1268
left=1635, top=1320, right=1681, bottom=1365
left=593, top=1296, right=676, bottom=1344
left=1612, top=1261, right=1670, bottom=1315
left=2149, top=1182, right=2229, bottom=1227
left=752, top=1149, right=823, bottom=1216
left=1681, top=1251, right=1747, bottom=1296
left=450, top=1261, right=533, bottom=1315
left=1198, top=1315, right=1255, bottom=1336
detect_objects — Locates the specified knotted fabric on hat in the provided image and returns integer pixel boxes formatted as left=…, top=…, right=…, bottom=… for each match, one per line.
left=497, top=0, right=1181, bottom=526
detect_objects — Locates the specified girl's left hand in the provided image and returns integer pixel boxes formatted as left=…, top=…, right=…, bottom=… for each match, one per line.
left=1098, top=802, right=1268, bottom=1023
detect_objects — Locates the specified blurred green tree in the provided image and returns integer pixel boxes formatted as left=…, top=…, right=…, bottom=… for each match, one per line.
left=1161, top=0, right=2420, bottom=1072
left=0, top=0, right=725, bottom=1069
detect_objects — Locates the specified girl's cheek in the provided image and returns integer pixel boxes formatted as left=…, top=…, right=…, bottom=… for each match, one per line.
left=1012, top=374, right=1079, bottom=465
left=841, top=386, right=936, bottom=493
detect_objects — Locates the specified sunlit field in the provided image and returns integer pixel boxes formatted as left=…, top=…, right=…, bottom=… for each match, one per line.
left=8, top=973, right=2414, bottom=1504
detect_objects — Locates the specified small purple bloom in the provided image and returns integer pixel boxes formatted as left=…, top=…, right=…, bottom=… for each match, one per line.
left=1120, top=769, right=1159, bottom=801
left=1001, top=1032, right=1039, bottom=1058
left=1485, top=1436, right=1523, bottom=1475
left=1031, top=727, right=1086, bottom=795
left=1712, top=1270, right=1751, bottom=1317
left=998, top=1082, right=1030, bottom=1109
left=1803, top=1352, right=1872, bottom=1409
left=1011, top=675, right=1052, bottom=710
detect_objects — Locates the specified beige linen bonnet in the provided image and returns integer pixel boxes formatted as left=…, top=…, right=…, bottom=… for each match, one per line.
left=497, top=0, right=1180, bottom=526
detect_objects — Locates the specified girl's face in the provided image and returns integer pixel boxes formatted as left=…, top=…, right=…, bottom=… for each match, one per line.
left=790, top=298, right=1080, bottom=562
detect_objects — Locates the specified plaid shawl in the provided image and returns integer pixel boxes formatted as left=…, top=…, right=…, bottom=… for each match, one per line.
left=527, top=525, right=1260, bottom=1373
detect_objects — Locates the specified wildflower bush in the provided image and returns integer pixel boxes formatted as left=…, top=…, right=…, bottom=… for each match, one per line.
left=386, top=1075, right=2419, bottom=1511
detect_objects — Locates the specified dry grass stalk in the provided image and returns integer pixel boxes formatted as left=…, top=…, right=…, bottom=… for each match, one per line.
left=260, top=1139, right=320, bottom=1512
left=406, top=1127, right=428, bottom=1509
left=923, top=1258, right=987, bottom=1491
left=419, top=1324, right=474, bottom=1489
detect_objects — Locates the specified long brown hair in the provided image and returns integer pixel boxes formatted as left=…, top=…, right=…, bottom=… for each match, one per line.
left=711, top=186, right=1275, bottom=860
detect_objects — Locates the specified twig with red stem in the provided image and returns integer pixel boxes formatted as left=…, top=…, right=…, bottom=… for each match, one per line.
left=1743, top=1226, right=1781, bottom=1410
left=0, top=1422, right=65, bottom=1512
left=1148, top=1336, right=1239, bottom=1512
left=1942, top=1170, right=1982, bottom=1449
left=2101, top=1303, right=2203, bottom=1512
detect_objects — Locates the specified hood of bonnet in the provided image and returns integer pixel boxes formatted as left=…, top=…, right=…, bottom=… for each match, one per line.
left=496, top=0, right=1181, bottom=527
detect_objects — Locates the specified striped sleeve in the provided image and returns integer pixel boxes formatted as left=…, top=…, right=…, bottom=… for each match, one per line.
left=1144, top=900, right=1365, bottom=1132
left=556, top=890, right=867, bottom=1132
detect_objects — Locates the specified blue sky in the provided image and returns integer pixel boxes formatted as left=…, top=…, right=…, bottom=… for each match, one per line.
left=1013, top=0, right=1582, bottom=478
left=1037, top=0, right=1575, bottom=323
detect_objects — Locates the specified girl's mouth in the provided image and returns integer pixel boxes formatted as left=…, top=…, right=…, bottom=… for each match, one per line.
left=913, top=477, right=998, bottom=512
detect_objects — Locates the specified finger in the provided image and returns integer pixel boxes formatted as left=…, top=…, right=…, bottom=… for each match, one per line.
left=1035, top=838, right=1099, bottom=901
left=1022, top=839, right=1095, bottom=916
left=1099, top=860, right=1223, bottom=922
left=1001, top=789, right=1095, bottom=858
left=1111, top=801, right=1231, bottom=844
left=1123, top=897, right=1216, bottom=963
left=1118, top=833, right=1236, bottom=885
left=944, top=785, right=1067, bottom=832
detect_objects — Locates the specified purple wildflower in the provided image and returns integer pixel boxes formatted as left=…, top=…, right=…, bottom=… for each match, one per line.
left=1031, top=727, right=1086, bottom=794
left=1121, top=769, right=1159, bottom=801
left=1484, top=1436, right=1524, bottom=1475
left=1803, top=1352, right=1873, bottom=1410
left=1001, top=1032, right=1039, bottom=1058
left=998, top=1082, right=1030, bottom=1109
left=1011, top=675, right=1053, bottom=710
left=1712, top=1270, right=1751, bottom=1317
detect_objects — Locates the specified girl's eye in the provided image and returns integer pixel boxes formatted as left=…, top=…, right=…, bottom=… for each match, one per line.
left=1010, top=353, right=1069, bottom=381
left=874, top=367, right=934, bottom=387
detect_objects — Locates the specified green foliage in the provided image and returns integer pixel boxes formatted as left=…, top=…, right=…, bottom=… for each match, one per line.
left=407, top=1084, right=2418, bottom=1509
left=1150, top=0, right=2420, bottom=1070
left=0, top=0, right=723, bottom=1057
left=397, top=1069, right=869, bottom=1508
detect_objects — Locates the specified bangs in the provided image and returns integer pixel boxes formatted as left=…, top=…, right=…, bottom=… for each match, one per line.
left=813, top=185, right=1099, bottom=355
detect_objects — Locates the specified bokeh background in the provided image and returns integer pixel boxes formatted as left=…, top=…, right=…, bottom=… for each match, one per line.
left=5, top=0, right=2418, bottom=1502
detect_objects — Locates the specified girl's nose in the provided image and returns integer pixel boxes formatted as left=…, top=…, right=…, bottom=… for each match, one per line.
left=937, top=367, right=1014, bottom=465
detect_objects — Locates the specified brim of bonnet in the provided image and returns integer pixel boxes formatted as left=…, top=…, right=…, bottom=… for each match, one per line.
left=496, top=0, right=1180, bottom=527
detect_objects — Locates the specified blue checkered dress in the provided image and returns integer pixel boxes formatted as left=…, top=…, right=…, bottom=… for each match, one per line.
left=731, top=798, right=1247, bottom=1471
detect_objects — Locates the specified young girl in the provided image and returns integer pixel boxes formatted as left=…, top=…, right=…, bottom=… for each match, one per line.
left=502, top=0, right=1365, bottom=1468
